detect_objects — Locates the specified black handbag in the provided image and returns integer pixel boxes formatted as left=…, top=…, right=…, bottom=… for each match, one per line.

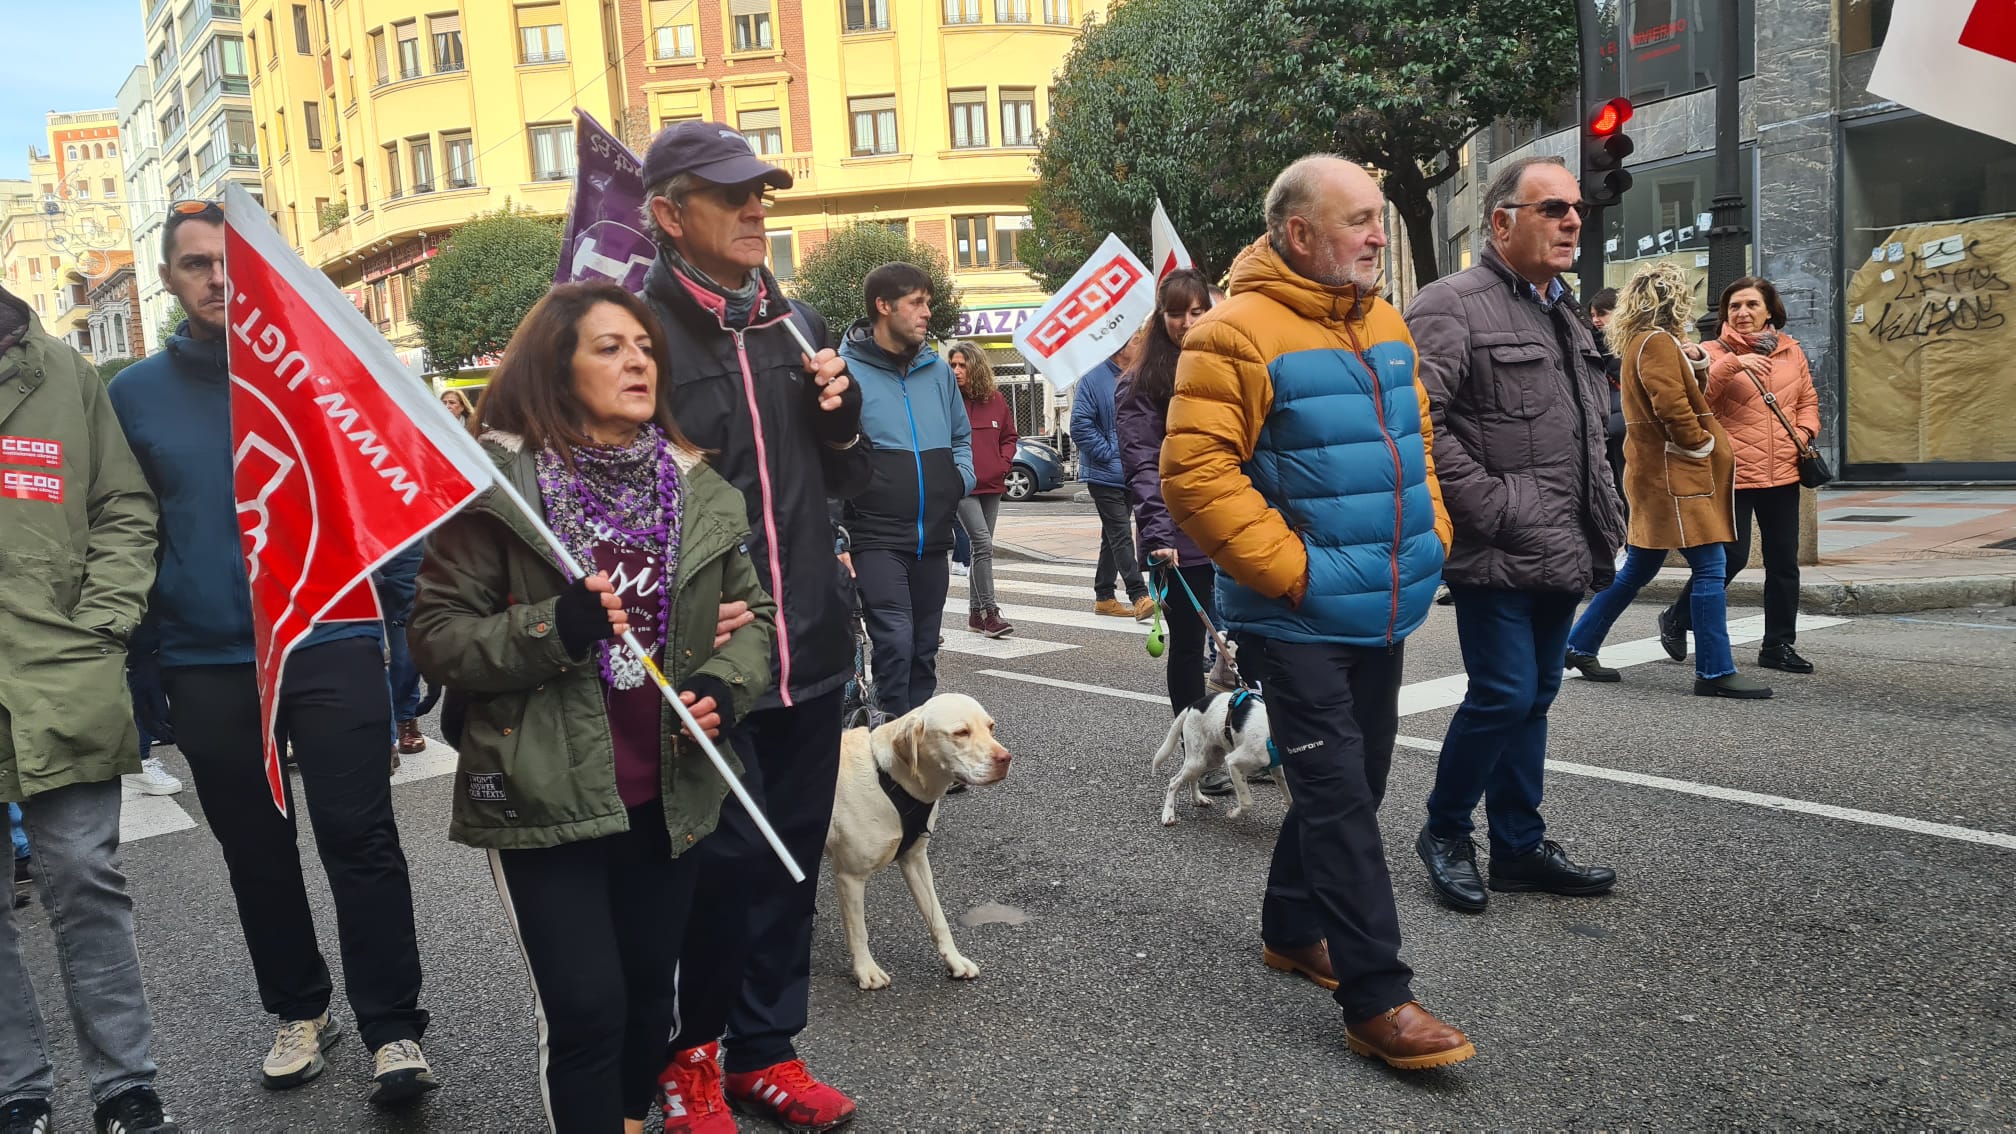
left=1743, top=368, right=1832, bottom=488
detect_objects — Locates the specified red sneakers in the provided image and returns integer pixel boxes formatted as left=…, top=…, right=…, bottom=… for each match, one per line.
left=724, top=1058, right=857, bottom=1132
left=658, top=1043, right=735, bottom=1134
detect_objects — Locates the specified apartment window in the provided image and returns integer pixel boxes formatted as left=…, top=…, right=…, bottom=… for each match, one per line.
left=768, top=230, right=794, bottom=280
left=384, top=142, right=402, bottom=198
left=264, top=12, right=277, bottom=62
left=431, top=14, right=464, bottom=72
left=371, top=31, right=389, bottom=84
left=949, top=89, right=987, bottom=149
left=103, top=178, right=117, bottom=197
left=227, top=111, right=257, bottom=160
left=518, top=6, right=567, bottom=63
left=994, top=0, right=1029, bottom=22
left=292, top=4, right=311, bottom=53
left=354, top=159, right=368, bottom=209
left=444, top=132, right=474, bottom=187
left=643, top=0, right=695, bottom=60
left=953, top=215, right=993, bottom=268
left=219, top=35, right=248, bottom=80
left=276, top=108, right=289, bottom=154
left=153, top=44, right=173, bottom=81
left=529, top=122, right=575, bottom=180
left=343, top=53, right=357, bottom=103
left=730, top=0, right=772, bottom=50
left=303, top=102, right=323, bottom=150
left=849, top=95, right=898, bottom=155
left=411, top=139, right=435, bottom=192
left=395, top=21, right=421, bottom=78
left=994, top=214, right=1028, bottom=265
left=943, top=0, right=981, bottom=21
left=29, top=259, right=41, bottom=281
left=738, top=109, right=783, bottom=155
left=1043, top=0, right=1069, bottom=23
left=845, top=0, right=889, bottom=32
left=259, top=124, right=270, bottom=159
left=1000, top=88, right=1036, bottom=146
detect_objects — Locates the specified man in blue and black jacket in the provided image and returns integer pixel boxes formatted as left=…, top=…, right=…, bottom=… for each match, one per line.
left=839, top=263, right=974, bottom=719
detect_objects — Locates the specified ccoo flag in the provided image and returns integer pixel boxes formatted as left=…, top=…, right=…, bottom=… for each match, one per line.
left=220, top=181, right=496, bottom=814
left=1012, top=233, right=1157, bottom=388
left=1870, top=1, right=2016, bottom=146
left=1150, top=198, right=1194, bottom=282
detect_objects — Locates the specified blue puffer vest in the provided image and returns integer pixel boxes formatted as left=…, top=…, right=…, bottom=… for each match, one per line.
left=1216, top=340, right=1445, bottom=647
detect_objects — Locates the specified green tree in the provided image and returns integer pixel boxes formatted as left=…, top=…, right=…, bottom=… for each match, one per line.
left=97, top=356, right=140, bottom=384
left=1023, top=0, right=1256, bottom=291
left=1208, top=0, right=1578, bottom=286
left=410, top=207, right=561, bottom=376
left=156, top=299, right=186, bottom=347
left=790, top=221, right=963, bottom=342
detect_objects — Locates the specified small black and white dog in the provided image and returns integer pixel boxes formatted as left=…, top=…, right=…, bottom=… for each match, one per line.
left=1150, top=689, right=1289, bottom=826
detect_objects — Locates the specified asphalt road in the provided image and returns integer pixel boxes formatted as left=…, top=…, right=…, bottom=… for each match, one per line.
left=15, top=542, right=2015, bottom=1130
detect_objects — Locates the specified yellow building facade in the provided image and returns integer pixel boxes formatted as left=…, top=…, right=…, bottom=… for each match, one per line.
left=0, top=112, right=133, bottom=361
left=241, top=0, right=626, bottom=344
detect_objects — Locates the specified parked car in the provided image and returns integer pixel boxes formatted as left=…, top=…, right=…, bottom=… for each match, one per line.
left=1004, top=437, right=1066, bottom=501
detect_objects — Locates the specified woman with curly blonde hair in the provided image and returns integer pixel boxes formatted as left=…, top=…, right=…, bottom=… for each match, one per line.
left=1562, top=261, right=1770, bottom=699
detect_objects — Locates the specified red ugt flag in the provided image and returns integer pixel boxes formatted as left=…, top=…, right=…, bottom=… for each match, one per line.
left=220, top=182, right=497, bottom=813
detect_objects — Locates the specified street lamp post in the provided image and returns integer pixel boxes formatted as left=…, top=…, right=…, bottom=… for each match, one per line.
left=1698, top=0, right=1748, bottom=340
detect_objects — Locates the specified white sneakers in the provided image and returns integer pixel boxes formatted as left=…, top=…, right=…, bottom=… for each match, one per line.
left=262, top=1011, right=342, bottom=1089
left=122, top=757, right=182, bottom=796
left=369, top=1039, right=440, bottom=1106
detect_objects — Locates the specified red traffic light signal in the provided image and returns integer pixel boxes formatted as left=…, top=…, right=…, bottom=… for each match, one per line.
left=1589, top=97, right=1633, bottom=137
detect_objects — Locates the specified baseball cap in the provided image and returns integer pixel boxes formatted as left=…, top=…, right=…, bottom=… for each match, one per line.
left=642, top=120, right=794, bottom=190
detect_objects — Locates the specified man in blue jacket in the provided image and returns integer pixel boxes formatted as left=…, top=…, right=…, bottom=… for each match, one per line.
left=1071, top=347, right=1151, bottom=619
left=107, top=202, right=436, bottom=1107
left=839, top=263, right=973, bottom=719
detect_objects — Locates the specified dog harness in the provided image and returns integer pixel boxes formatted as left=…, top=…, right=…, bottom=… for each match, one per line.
left=1224, top=689, right=1282, bottom=769
left=877, top=765, right=936, bottom=857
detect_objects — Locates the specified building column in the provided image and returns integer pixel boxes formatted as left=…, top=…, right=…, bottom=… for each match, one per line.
left=1752, top=0, right=1837, bottom=564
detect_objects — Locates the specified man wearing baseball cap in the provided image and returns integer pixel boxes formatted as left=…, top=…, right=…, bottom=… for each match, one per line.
left=635, top=121, right=870, bottom=1134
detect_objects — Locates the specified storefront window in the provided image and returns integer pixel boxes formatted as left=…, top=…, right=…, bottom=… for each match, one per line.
left=1588, top=148, right=1752, bottom=299
left=1839, top=0, right=1892, bottom=56
left=1611, top=0, right=1755, bottom=102
left=1842, top=114, right=2016, bottom=475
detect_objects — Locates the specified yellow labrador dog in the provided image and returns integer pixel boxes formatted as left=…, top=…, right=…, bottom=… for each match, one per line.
left=826, top=693, right=1011, bottom=990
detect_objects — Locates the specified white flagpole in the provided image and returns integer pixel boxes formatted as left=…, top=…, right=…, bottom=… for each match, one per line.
left=484, top=469, right=807, bottom=884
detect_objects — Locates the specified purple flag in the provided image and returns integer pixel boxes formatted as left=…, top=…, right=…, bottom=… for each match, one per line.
left=555, top=110, right=657, bottom=291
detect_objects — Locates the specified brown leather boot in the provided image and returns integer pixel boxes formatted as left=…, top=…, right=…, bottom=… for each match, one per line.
left=1261, top=940, right=1339, bottom=991
left=396, top=718, right=427, bottom=756
left=1346, top=1002, right=1477, bottom=1070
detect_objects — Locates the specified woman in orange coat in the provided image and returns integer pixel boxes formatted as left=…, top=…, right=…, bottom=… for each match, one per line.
left=1656, top=276, right=1822, bottom=674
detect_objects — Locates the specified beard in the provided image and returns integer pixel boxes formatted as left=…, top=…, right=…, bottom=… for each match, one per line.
left=1307, top=243, right=1380, bottom=295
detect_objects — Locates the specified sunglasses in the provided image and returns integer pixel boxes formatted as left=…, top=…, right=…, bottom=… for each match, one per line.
left=1501, top=198, right=1591, bottom=221
left=169, top=198, right=224, bottom=219
left=702, top=181, right=775, bottom=209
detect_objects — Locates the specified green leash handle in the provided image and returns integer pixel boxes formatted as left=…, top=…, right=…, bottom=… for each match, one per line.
left=1146, top=566, right=1167, bottom=658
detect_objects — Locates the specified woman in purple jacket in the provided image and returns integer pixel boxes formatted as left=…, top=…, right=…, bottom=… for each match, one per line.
left=1117, top=269, right=1216, bottom=713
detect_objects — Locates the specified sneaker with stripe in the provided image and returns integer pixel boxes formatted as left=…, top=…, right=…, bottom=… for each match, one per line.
left=658, top=1042, right=735, bottom=1134
left=724, top=1059, right=856, bottom=1133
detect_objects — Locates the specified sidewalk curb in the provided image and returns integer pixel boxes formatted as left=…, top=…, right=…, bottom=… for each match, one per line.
left=1636, top=573, right=2016, bottom=615
left=999, top=540, right=2016, bottom=614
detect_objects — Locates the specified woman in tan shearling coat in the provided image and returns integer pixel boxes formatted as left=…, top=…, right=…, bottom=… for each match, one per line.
left=1563, top=262, right=1771, bottom=699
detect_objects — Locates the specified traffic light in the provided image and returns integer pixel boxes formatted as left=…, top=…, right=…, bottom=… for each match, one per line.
left=1581, top=97, right=1635, bottom=207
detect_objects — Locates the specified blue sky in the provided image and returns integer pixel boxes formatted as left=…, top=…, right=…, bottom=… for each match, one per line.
left=1, top=0, right=148, bottom=181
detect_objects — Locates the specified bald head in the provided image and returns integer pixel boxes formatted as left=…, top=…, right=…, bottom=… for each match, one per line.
left=1264, top=155, right=1389, bottom=293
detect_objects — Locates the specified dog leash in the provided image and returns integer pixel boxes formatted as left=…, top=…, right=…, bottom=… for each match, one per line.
left=1150, top=562, right=1253, bottom=691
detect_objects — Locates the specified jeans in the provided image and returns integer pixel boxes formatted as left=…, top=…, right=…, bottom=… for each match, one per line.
left=854, top=549, right=952, bottom=719
left=1667, top=482, right=1802, bottom=651
left=952, top=517, right=971, bottom=567
left=7, top=804, right=25, bottom=862
left=491, top=798, right=699, bottom=1128
left=1245, top=635, right=1416, bottom=1023
left=673, top=692, right=844, bottom=1073
left=161, top=638, right=428, bottom=1051
left=1087, top=482, right=1145, bottom=602
left=1157, top=564, right=1216, bottom=714
left=957, top=494, right=1001, bottom=613
left=1572, top=544, right=1735, bottom=680
left=384, top=618, right=424, bottom=722
left=1426, top=587, right=1579, bottom=857
left=1, top=779, right=158, bottom=1106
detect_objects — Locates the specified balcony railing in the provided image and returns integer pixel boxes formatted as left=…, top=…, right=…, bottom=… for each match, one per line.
left=774, top=152, right=815, bottom=191
left=160, top=118, right=188, bottom=156
left=147, top=0, right=173, bottom=33
left=152, top=57, right=180, bottom=95
left=181, top=3, right=242, bottom=54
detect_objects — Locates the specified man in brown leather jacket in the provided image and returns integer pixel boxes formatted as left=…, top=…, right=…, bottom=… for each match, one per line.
left=1404, top=156, right=1626, bottom=915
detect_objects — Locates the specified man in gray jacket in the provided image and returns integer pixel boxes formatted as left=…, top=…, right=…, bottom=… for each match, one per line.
left=0, top=284, right=180, bottom=1132
left=1403, top=156, right=1625, bottom=914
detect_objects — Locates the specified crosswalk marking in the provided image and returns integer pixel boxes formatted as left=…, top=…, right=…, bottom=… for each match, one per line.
left=119, top=738, right=461, bottom=845
left=975, top=670, right=1166, bottom=704
left=949, top=576, right=1098, bottom=601
left=977, top=602, right=1154, bottom=636
left=992, top=562, right=1102, bottom=579
left=938, top=628, right=1079, bottom=660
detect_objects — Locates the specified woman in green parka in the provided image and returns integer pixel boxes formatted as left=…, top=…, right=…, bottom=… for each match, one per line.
left=408, top=281, right=775, bottom=1133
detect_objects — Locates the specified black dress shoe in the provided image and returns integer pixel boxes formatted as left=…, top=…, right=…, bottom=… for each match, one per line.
left=1757, top=646, right=1815, bottom=674
left=1489, top=839, right=1617, bottom=896
left=1656, top=608, right=1687, bottom=661
left=1416, top=826, right=1487, bottom=912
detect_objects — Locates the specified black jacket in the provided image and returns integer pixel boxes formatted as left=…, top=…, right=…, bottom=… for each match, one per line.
left=641, top=257, right=870, bottom=709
